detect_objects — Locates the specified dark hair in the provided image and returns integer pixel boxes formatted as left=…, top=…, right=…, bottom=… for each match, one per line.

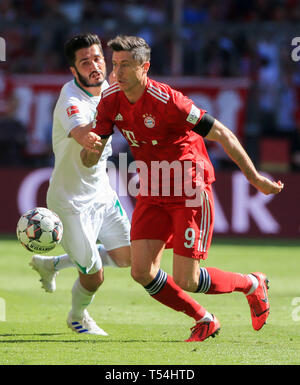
left=64, top=33, right=103, bottom=67
left=107, top=35, right=151, bottom=64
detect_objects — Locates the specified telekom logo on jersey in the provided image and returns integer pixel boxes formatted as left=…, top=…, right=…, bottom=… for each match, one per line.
left=115, top=153, right=206, bottom=207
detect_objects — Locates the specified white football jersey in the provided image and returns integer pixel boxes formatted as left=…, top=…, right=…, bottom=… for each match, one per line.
left=47, top=79, right=114, bottom=214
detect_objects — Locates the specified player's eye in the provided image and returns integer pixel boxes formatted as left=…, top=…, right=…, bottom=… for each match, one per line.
left=95, top=57, right=104, bottom=64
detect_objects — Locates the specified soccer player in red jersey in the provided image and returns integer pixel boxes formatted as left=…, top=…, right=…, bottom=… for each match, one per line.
left=80, top=35, right=284, bottom=342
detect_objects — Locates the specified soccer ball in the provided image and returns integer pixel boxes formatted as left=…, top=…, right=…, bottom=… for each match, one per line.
left=16, top=207, right=63, bottom=253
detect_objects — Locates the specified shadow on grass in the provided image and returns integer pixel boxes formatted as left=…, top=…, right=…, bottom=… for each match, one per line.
left=0, top=333, right=183, bottom=343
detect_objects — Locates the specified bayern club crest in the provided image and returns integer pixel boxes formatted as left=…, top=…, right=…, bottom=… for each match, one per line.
left=143, top=113, right=155, bottom=128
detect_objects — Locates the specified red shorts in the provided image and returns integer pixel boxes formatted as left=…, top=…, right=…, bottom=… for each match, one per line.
left=131, top=186, right=214, bottom=259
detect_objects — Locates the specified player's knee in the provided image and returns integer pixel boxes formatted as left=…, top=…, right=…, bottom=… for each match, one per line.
left=79, top=269, right=104, bottom=292
left=108, top=246, right=131, bottom=267
left=116, top=259, right=130, bottom=268
left=114, top=252, right=131, bottom=268
left=93, top=273, right=104, bottom=289
left=122, top=251, right=131, bottom=267
left=131, top=267, right=151, bottom=286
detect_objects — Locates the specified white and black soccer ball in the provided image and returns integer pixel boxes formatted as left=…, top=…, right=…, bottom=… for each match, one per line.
left=16, top=207, right=63, bottom=253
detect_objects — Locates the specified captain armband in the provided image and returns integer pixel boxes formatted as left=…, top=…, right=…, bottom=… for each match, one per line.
left=192, top=113, right=215, bottom=137
left=98, top=133, right=112, bottom=139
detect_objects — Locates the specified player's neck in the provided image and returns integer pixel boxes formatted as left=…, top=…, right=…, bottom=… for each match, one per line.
left=74, top=78, right=102, bottom=97
left=124, top=77, right=147, bottom=104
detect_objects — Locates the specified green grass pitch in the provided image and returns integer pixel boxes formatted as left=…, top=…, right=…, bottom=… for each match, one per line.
left=0, top=234, right=299, bottom=365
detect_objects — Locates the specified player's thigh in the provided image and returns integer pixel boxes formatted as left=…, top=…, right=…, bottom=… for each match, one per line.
left=54, top=208, right=103, bottom=274
left=131, top=239, right=166, bottom=286
left=98, top=195, right=131, bottom=251
left=108, top=246, right=131, bottom=267
left=170, top=189, right=214, bottom=260
left=130, top=199, right=172, bottom=244
left=130, top=200, right=171, bottom=285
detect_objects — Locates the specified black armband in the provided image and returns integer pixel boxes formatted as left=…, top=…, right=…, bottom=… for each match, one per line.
left=192, top=113, right=215, bottom=137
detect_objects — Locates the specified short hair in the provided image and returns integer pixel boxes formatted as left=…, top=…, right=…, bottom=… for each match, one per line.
left=107, top=35, right=151, bottom=64
left=64, top=33, right=103, bottom=67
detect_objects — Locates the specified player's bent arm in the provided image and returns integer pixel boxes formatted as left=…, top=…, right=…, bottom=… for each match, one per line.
left=204, top=119, right=284, bottom=195
left=69, top=122, right=93, bottom=145
left=70, top=123, right=102, bottom=154
left=80, top=137, right=110, bottom=168
left=80, top=148, right=101, bottom=168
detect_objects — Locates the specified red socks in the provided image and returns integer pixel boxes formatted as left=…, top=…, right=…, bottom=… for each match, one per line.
left=145, top=271, right=206, bottom=321
left=144, top=268, right=253, bottom=323
left=205, top=267, right=253, bottom=295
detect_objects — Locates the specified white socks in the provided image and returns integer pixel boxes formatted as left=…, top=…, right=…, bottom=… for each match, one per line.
left=245, top=274, right=259, bottom=296
left=53, top=255, right=75, bottom=271
left=197, top=311, right=214, bottom=323
left=70, top=278, right=95, bottom=320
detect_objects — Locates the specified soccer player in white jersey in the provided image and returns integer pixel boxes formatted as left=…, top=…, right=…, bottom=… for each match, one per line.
left=30, top=34, right=131, bottom=335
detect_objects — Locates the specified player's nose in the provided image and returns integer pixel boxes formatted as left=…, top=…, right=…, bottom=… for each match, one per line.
left=91, top=61, right=98, bottom=70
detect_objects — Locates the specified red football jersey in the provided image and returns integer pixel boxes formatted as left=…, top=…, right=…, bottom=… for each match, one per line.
left=94, top=77, right=215, bottom=202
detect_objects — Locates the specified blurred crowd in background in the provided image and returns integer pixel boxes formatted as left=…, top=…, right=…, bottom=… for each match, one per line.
left=0, top=0, right=300, bottom=172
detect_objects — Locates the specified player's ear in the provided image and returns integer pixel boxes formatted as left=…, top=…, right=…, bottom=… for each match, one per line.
left=142, top=61, right=150, bottom=74
left=70, top=66, right=76, bottom=78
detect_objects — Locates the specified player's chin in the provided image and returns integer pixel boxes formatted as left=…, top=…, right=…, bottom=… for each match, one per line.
left=89, top=79, right=105, bottom=87
left=89, top=74, right=105, bottom=85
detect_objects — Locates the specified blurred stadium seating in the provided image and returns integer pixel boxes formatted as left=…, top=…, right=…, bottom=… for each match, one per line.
left=0, top=0, right=300, bottom=170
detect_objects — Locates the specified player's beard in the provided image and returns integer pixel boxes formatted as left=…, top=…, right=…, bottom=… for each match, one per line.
left=74, top=66, right=106, bottom=88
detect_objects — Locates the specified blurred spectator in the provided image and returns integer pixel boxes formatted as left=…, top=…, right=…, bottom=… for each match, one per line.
left=0, top=0, right=299, bottom=170
left=0, top=0, right=17, bottom=21
left=256, top=40, right=280, bottom=136
left=0, top=71, right=27, bottom=166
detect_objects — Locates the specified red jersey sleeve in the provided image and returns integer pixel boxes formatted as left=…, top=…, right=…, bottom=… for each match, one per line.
left=92, top=98, right=114, bottom=137
left=171, top=89, right=206, bottom=130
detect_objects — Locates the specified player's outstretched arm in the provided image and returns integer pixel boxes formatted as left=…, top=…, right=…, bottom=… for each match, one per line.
left=80, top=136, right=110, bottom=168
left=205, top=119, right=284, bottom=195
left=70, top=123, right=101, bottom=153
left=80, top=147, right=101, bottom=168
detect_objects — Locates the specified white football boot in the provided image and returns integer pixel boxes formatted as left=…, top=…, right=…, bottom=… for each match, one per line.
left=67, top=310, right=108, bottom=336
left=29, top=255, right=58, bottom=293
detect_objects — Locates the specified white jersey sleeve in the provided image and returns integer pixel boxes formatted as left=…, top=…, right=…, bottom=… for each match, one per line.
left=47, top=79, right=114, bottom=214
left=56, top=95, right=90, bottom=137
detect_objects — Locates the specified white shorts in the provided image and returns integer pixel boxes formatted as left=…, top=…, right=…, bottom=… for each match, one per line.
left=48, top=192, right=130, bottom=274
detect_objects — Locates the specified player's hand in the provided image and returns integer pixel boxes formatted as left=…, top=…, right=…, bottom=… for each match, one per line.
left=82, top=132, right=102, bottom=153
left=252, top=175, right=284, bottom=195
